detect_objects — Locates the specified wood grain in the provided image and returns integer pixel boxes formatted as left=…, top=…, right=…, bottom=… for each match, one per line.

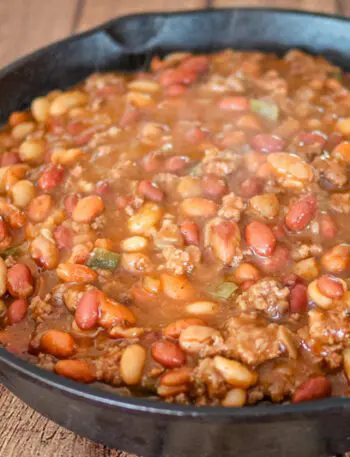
left=0, top=0, right=79, bottom=68
left=210, top=0, right=338, bottom=14
left=338, top=0, right=350, bottom=17
left=76, top=0, right=207, bottom=32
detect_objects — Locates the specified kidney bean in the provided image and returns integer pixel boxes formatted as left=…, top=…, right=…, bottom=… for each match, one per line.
left=319, top=213, right=338, bottom=240
left=7, top=263, right=34, bottom=298
left=289, top=283, right=308, bottom=313
left=75, top=289, right=101, bottom=330
left=257, top=245, right=290, bottom=274
left=245, top=221, right=276, bottom=257
left=285, top=194, right=317, bottom=232
left=142, top=151, right=163, bottom=173
left=55, top=359, right=96, bottom=383
left=1, top=151, right=21, bottom=166
left=138, top=180, right=164, bottom=202
left=219, top=96, right=249, bottom=112
left=316, top=275, right=345, bottom=299
left=240, top=177, right=263, bottom=198
left=7, top=299, right=28, bottom=325
left=323, top=132, right=344, bottom=153
left=179, top=55, right=209, bottom=73
left=297, top=131, right=325, bottom=147
left=151, top=340, right=186, bottom=368
left=54, top=225, right=73, bottom=250
left=40, top=329, right=76, bottom=358
left=159, top=68, right=197, bottom=87
left=0, top=218, right=9, bottom=243
left=164, top=156, right=190, bottom=173
left=64, top=194, right=79, bottom=216
left=38, top=165, right=64, bottom=191
left=95, top=181, right=111, bottom=196
left=292, top=376, right=332, bottom=403
left=201, top=174, right=227, bottom=199
left=166, top=84, right=187, bottom=97
left=180, top=220, right=200, bottom=246
left=250, top=134, right=285, bottom=153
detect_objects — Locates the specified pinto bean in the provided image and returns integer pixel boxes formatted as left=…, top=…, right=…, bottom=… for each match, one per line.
left=292, top=376, right=332, bottom=403
left=240, top=177, right=263, bottom=198
left=98, top=297, right=136, bottom=328
left=180, top=220, right=200, bottom=246
left=75, top=289, right=101, bottom=330
left=7, top=299, right=28, bottom=324
left=179, top=325, right=222, bottom=354
left=1, top=151, right=21, bottom=166
left=54, top=225, right=73, bottom=250
left=319, top=213, right=338, bottom=240
left=30, top=235, right=59, bottom=270
left=213, top=356, right=258, bottom=388
left=151, top=340, right=186, bottom=368
left=245, top=221, right=276, bottom=257
left=234, top=263, right=260, bottom=284
left=9, top=111, right=30, bottom=128
left=57, top=264, right=97, bottom=284
left=164, top=156, right=190, bottom=173
left=250, top=134, right=285, bottom=153
left=201, top=174, right=227, bottom=198
left=142, top=151, right=163, bottom=173
left=138, top=180, right=164, bottom=202
left=180, top=198, right=217, bottom=218
left=289, top=283, right=308, bottom=313
left=0, top=218, right=9, bottom=243
left=179, top=55, right=209, bottom=73
left=55, top=359, right=96, bottom=383
left=72, top=195, right=104, bottom=223
left=160, top=367, right=192, bottom=386
left=321, top=244, right=350, bottom=274
left=161, top=273, right=195, bottom=300
left=285, top=194, right=317, bottom=232
left=209, top=220, right=241, bottom=264
left=219, top=96, right=249, bottom=112
left=163, top=318, right=205, bottom=339
left=316, top=275, right=345, bottom=299
left=159, top=68, right=197, bottom=87
left=28, top=194, right=53, bottom=222
left=40, top=330, right=76, bottom=358
left=64, top=194, right=79, bottom=216
left=128, top=202, right=163, bottom=234
left=250, top=193, right=279, bottom=220
left=257, top=245, right=290, bottom=274
left=7, top=264, right=34, bottom=298
left=38, top=165, right=64, bottom=191
left=120, top=344, right=146, bottom=385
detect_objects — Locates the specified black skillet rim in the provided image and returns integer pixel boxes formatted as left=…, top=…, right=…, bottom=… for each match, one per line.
left=0, top=6, right=350, bottom=420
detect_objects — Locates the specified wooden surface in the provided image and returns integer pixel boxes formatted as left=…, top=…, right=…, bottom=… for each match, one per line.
left=0, top=0, right=349, bottom=456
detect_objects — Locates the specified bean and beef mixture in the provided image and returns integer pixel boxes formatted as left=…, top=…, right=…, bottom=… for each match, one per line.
left=1, top=49, right=350, bottom=407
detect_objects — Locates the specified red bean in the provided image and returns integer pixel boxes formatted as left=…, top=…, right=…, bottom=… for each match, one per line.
left=319, top=213, right=338, bottom=240
left=75, top=289, right=100, bottom=330
left=282, top=273, right=299, bottom=289
left=38, top=165, right=64, bottom=191
left=151, top=340, right=186, bottom=368
left=245, top=221, right=276, bottom=257
left=240, top=177, right=263, bottom=198
left=250, top=134, right=285, bottom=153
left=293, top=376, right=332, bottom=403
left=54, top=225, right=73, bottom=250
left=64, top=194, right=79, bottom=216
left=166, top=84, right=187, bottom=97
left=7, top=264, right=34, bottom=298
left=7, top=299, right=28, bottom=325
left=179, top=56, right=209, bottom=73
left=219, top=96, right=249, bottom=112
left=138, top=180, right=164, bottom=202
left=317, top=275, right=345, bottom=299
left=164, top=156, right=190, bottom=173
left=142, top=152, right=163, bottom=173
left=95, top=181, right=111, bottom=196
left=257, top=245, right=290, bottom=274
left=0, top=217, right=9, bottom=242
left=297, top=131, right=326, bottom=147
left=289, top=284, right=308, bottom=313
left=159, top=68, right=197, bottom=87
left=1, top=151, right=21, bottom=166
left=180, top=220, right=200, bottom=246
left=285, top=194, right=317, bottom=232
left=201, top=174, right=227, bottom=199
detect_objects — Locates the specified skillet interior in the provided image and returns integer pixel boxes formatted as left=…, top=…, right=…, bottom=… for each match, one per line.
left=1, top=8, right=350, bottom=457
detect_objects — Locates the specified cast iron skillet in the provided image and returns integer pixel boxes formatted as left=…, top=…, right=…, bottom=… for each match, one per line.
left=0, top=8, right=350, bottom=457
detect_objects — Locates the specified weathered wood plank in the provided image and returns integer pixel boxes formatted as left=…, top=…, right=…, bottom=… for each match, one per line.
left=0, top=0, right=79, bottom=68
left=211, top=0, right=338, bottom=14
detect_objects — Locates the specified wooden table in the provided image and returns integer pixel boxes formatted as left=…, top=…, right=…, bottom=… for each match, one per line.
left=1, top=0, right=350, bottom=456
